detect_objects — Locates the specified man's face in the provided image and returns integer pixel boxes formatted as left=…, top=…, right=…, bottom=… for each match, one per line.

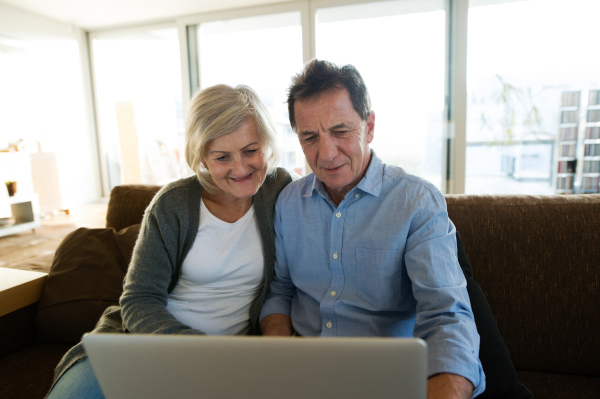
left=294, top=88, right=374, bottom=204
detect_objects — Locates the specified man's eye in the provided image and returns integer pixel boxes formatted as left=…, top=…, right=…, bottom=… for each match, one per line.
left=335, top=130, right=348, bottom=135
left=303, top=135, right=316, bottom=143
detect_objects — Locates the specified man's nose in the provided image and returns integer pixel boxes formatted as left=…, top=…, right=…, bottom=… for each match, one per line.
left=319, top=134, right=338, bottom=161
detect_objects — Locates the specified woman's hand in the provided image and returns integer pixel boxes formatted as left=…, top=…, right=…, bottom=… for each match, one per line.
left=260, top=314, right=295, bottom=336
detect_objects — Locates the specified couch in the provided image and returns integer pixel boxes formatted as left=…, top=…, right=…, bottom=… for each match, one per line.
left=1, top=185, right=599, bottom=399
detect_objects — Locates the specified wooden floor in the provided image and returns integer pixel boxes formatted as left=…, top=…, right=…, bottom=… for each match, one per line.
left=0, top=202, right=108, bottom=269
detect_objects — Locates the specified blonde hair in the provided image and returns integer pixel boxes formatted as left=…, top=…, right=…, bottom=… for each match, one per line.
left=185, top=84, right=280, bottom=193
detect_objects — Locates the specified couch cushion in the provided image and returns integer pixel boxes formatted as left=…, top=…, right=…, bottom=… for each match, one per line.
left=106, top=184, right=161, bottom=231
left=0, top=303, right=38, bottom=358
left=446, top=194, right=600, bottom=376
left=456, top=232, right=532, bottom=399
left=34, top=224, right=141, bottom=344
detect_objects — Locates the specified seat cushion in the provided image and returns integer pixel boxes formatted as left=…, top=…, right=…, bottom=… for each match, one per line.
left=0, top=343, right=71, bottom=399
left=34, top=224, right=141, bottom=344
left=517, top=370, right=600, bottom=399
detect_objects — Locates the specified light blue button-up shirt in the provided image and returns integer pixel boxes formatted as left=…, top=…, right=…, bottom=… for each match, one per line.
left=260, top=152, right=485, bottom=397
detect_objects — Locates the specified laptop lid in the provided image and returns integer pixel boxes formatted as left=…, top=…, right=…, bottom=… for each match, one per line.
left=83, top=334, right=427, bottom=399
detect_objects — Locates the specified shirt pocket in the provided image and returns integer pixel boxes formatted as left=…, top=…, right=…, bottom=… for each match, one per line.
left=356, top=248, right=403, bottom=310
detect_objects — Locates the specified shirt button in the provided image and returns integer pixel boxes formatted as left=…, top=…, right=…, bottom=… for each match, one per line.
left=355, top=193, right=359, bottom=198
left=336, top=212, right=341, bottom=218
left=331, top=291, right=337, bottom=297
left=326, top=321, right=332, bottom=328
left=333, top=252, right=338, bottom=259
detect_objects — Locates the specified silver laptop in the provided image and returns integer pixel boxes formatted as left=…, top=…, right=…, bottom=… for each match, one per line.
left=83, top=334, right=427, bottom=399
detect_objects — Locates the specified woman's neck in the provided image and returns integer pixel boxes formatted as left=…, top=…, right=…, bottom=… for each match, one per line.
left=201, top=191, right=253, bottom=223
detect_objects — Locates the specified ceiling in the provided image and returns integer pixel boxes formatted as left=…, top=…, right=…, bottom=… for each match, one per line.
left=0, top=0, right=292, bottom=30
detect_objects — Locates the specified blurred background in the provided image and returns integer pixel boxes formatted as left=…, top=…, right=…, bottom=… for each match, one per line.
left=1, top=0, right=599, bottom=220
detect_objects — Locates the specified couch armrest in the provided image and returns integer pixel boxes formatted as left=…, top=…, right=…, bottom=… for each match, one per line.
left=0, top=302, right=38, bottom=358
left=0, top=267, right=48, bottom=358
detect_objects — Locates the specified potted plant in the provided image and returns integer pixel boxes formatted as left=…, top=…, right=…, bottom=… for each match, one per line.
left=5, top=181, right=17, bottom=197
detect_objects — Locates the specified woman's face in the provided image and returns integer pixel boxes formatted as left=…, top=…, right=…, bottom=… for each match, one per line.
left=203, top=119, right=268, bottom=203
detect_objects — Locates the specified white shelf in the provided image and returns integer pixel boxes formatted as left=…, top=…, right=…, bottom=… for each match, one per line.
left=0, top=194, right=41, bottom=238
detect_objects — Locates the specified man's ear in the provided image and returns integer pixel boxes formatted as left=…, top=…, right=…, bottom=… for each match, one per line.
left=366, top=111, right=375, bottom=144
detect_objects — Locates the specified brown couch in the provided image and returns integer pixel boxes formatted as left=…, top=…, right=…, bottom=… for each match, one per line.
left=1, top=185, right=599, bottom=399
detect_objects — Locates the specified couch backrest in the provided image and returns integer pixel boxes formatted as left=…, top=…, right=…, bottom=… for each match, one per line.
left=446, top=194, right=600, bottom=376
left=106, top=184, right=161, bottom=231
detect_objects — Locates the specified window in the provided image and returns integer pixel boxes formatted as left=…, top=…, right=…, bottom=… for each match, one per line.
left=466, top=0, right=600, bottom=194
left=195, top=11, right=305, bottom=175
left=316, top=0, right=447, bottom=189
left=0, top=35, right=97, bottom=204
left=91, top=27, right=185, bottom=190
left=85, top=0, right=600, bottom=195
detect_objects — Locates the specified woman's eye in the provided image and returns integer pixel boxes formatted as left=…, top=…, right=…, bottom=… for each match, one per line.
left=216, top=156, right=228, bottom=162
left=246, top=149, right=257, bottom=155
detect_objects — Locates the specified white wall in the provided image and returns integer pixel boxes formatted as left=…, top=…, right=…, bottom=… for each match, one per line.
left=0, top=4, right=101, bottom=207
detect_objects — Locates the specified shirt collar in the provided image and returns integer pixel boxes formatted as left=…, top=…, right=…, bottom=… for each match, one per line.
left=355, top=150, right=384, bottom=197
left=301, top=150, right=384, bottom=199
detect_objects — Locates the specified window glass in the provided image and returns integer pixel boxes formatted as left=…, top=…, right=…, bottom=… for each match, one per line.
left=0, top=36, right=95, bottom=203
left=316, top=0, right=446, bottom=189
left=466, top=0, right=600, bottom=194
left=92, top=28, right=185, bottom=189
left=198, top=12, right=305, bottom=175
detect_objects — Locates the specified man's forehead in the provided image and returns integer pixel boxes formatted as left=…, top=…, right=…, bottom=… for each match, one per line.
left=294, top=88, right=359, bottom=127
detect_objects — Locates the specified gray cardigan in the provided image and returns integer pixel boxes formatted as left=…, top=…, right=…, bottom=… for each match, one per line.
left=48, top=168, right=292, bottom=393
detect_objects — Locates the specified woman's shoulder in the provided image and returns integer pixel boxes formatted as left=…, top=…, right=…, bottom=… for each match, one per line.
left=261, top=167, right=294, bottom=193
left=147, top=175, right=201, bottom=216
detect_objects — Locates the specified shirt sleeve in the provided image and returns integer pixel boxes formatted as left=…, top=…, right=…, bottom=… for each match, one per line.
left=404, top=190, right=486, bottom=398
left=259, top=195, right=297, bottom=322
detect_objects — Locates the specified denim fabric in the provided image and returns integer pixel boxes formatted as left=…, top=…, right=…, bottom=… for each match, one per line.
left=260, top=152, right=485, bottom=397
left=47, top=357, right=104, bottom=399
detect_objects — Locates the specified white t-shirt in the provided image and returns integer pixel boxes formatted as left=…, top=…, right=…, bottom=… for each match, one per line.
left=166, top=199, right=264, bottom=335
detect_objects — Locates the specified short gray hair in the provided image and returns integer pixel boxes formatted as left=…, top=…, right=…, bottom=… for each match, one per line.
left=287, top=59, right=372, bottom=132
left=185, top=84, right=279, bottom=193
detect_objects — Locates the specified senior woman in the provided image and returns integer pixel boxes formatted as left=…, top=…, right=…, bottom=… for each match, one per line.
left=46, top=84, right=293, bottom=399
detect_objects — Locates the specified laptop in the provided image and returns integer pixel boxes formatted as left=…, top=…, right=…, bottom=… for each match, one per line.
left=83, top=334, right=427, bottom=399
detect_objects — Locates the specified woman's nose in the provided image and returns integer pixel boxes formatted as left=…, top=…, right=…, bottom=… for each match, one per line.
left=232, top=156, right=249, bottom=176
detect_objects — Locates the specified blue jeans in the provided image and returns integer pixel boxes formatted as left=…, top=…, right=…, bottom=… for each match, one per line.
left=47, top=357, right=104, bottom=399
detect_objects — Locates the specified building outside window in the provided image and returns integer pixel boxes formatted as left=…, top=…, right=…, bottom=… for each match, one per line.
left=466, top=0, right=600, bottom=194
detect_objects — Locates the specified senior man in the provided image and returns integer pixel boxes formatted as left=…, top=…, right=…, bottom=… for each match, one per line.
left=259, top=59, right=485, bottom=399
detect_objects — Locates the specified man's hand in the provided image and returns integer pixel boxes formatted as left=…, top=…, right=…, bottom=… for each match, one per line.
left=260, top=314, right=294, bottom=336
left=427, top=373, right=473, bottom=399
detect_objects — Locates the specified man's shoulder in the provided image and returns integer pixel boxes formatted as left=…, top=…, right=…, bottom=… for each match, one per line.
left=275, top=173, right=314, bottom=205
left=280, top=173, right=314, bottom=194
left=381, top=163, right=443, bottom=199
